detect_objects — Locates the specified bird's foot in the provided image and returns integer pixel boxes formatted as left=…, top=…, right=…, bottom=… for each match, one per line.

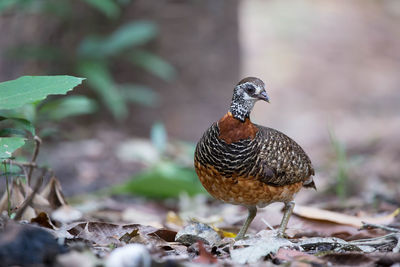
left=234, top=233, right=246, bottom=241
left=275, top=230, right=289, bottom=239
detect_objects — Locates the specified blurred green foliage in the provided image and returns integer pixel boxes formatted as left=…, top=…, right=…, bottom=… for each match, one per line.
left=329, top=130, right=349, bottom=203
left=2, top=0, right=175, bottom=121
left=329, top=130, right=363, bottom=203
left=112, top=161, right=206, bottom=198
left=111, top=123, right=205, bottom=198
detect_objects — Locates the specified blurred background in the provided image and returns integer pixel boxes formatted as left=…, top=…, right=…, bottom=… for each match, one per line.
left=1, top=0, right=399, bottom=207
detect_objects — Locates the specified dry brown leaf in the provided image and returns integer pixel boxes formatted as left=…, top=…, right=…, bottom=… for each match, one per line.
left=149, top=229, right=177, bottom=242
left=40, top=177, right=67, bottom=209
left=293, top=205, right=400, bottom=228
left=289, top=218, right=382, bottom=241
left=119, top=229, right=139, bottom=243
left=321, top=252, right=375, bottom=266
left=0, top=189, right=8, bottom=212
left=11, top=181, right=36, bottom=220
left=275, top=248, right=325, bottom=266
left=66, top=222, right=158, bottom=246
left=21, top=183, right=50, bottom=208
left=193, top=241, right=218, bottom=264
left=31, top=212, right=57, bottom=230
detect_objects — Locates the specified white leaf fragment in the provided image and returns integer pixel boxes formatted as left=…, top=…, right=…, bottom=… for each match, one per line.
left=230, top=231, right=292, bottom=264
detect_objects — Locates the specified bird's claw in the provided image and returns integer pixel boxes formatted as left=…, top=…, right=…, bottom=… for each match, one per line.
left=276, top=231, right=288, bottom=239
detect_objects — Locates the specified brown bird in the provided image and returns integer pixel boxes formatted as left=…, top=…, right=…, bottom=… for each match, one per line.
left=194, top=77, right=315, bottom=240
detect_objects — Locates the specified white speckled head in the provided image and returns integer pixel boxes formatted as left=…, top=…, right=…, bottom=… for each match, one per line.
left=229, top=77, right=269, bottom=122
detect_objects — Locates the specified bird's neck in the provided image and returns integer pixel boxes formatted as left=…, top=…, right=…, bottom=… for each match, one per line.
left=218, top=112, right=258, bottom=144
left=229, top=98, right=254, bottom=122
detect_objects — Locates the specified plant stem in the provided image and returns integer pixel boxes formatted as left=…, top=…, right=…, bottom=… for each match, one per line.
left=27, top=136, right=42, bottom=185
left=3, top=161, right=11, bottom=217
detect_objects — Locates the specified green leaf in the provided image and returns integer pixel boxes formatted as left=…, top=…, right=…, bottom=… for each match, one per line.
left=0, top=76, right=85, bottom=110
left=128, top=50, right=176, bottom=81
left=77, top=61, right=127, bottom=119
left=79, top=21, right=157, bottom=58
left=0, top=137, right=26, bottom=159
left=112, top=162, right=206, bottom=198
left=82, top=0, right=120, bottom=18
left=0, top=103, right=37, bottom=123
left=38, top=95, right=98, bottom=121
left=0, top=116, right=35, bottom=136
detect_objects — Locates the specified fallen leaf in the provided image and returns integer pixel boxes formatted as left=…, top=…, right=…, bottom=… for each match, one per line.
left=293, top=205, right=400, bottom=228
left=321, top=252, right=374, bottom=266
left=275, top=248, right=325, bottom=266
left=230, top=230, right=292, bottom=264
left=193, top=241, right=218, bottom=264
left=119, top=229, right=139, bottom=243
left=289, top=217, right=383, bottom=240
left=105, top=244, right=152, bottom=267
left=7, top=181, right=37, bottom=220
left=21, top=182, right=49, bottom=208
left=51, top=205, right=83, bottom=224
left=66, top=222, right=159, bottom=247
left=67, top=222, right=141, bottom=246
left=40, top=177, right=67, bottom=209
left=31, top=212, right=57, bottom=230
left=175, top=222, right=221, bottom=246
left=149, top=229, right=177, bottom=242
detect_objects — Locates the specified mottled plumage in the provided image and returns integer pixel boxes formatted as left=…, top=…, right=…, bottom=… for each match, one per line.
left=194, top=77, right=315, bottom=240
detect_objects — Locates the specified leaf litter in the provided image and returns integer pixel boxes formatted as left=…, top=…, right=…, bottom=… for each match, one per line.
left=1, top=176, right=400, bottom=266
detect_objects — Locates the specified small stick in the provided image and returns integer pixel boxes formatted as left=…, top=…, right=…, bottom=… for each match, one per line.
left=3, top=161, right=11, bottom=217
left=261, top=218, right=275, bottom=231
left=13, top=170, right=45, bottom=221
left=361, top=222, right=400, bottom=233
left=4, top=160, right=38, bottom=168
left=27, top=136, right=42, bottom=185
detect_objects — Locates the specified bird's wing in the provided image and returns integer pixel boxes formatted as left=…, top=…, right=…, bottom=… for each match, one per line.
left=253, top=126, right=314, bottom=186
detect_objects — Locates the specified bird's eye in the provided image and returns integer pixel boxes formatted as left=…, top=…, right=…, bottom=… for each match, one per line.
left=246, top=85, right=256, bottom=94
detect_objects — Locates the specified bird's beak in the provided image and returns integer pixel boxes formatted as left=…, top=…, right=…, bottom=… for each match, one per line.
left=258, top=90, right=270, bottom=103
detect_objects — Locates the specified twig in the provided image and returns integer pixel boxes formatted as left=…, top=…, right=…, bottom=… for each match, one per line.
left=349, top=233, right=398, bottom=246
left=3, top=161, right=11, bottom=217
left=27, top=136, right=42, bottom=185
left=261, top=218, right=275, bottom=231
left=13, top=170, right=45, bottom=221
left=3, top=159, right=38, bottom=168
left=361, top=222, right=400, bottom=233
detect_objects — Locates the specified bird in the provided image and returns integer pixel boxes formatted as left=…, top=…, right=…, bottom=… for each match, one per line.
left=194, top=77, right=315, bottom=240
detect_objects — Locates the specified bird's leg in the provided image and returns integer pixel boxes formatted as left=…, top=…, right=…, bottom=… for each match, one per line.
left=277, top=201, right=295, bottom=237
left=235, top=206, right=257, bottom=240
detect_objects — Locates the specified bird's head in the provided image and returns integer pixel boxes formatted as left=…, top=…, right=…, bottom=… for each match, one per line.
left=229, top=77, right=269, bottom=122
